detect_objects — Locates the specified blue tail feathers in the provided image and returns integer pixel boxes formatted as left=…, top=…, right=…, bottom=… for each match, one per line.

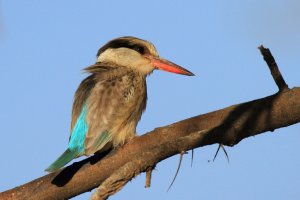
left=45, top=149, right=78, bottom=172
left=45, top=105, right=88, bottom=172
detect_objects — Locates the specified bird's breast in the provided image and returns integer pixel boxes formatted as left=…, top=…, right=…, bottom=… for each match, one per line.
left=110, top=73, right=147, bottom=146
left=115, top=73, right=147, bottom=125
left=88, top=71, right=147, bottom=147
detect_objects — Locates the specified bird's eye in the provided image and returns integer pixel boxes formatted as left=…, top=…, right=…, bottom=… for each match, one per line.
left=133, top=46, right=144, bottom=54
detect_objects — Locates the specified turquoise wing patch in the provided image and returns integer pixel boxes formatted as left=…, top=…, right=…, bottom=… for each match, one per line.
left=68, top=105, right=89, bottom=155
left=45, top=105, right=89, bottom=172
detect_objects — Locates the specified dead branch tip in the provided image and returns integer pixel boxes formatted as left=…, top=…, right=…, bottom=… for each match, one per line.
left=258, top=45, right=289, bottom=91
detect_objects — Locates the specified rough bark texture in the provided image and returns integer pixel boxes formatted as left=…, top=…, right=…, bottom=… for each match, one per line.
left=1, top=87, right=300, bottom=200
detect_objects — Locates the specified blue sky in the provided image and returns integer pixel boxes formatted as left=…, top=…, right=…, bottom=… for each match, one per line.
left=1, top=1, right=300, bottom=199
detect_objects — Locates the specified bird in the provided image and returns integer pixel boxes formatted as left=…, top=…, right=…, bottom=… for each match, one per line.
left=45, top=36, right=194, bottom=172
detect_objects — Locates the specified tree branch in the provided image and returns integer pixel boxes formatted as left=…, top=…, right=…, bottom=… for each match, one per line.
left=1, top=46, right=300, bottom=200
left=258, top=45, right=289, bottom=91
left=1, top=87, right=300, bottom=200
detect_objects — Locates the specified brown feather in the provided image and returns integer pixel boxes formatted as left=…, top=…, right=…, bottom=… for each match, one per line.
left=84, top=68, right=147, bottom=155
left=70, top=74, right=96, bottom=135
left=70, top=62, right=147, bottom=155
left=70, top=64, right=112, bottom=135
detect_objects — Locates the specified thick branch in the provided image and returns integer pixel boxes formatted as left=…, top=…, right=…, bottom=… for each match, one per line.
left=1, top=87, right=300, bottom=200
left=258, top=45, right=289, bottom=91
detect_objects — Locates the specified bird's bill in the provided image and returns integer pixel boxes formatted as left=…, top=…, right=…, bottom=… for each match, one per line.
left=149, top=56, right=194, bottom=76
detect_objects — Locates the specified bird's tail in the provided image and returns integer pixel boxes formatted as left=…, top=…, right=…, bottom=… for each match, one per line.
left=45, top=149, right=78, bottom=172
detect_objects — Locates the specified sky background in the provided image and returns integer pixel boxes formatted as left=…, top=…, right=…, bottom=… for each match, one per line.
left=1, top=1, right=300, bottom=199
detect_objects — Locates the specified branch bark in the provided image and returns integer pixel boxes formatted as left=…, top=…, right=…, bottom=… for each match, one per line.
left=1, top=46, right=300, bottom=200
left=258, top=45, right=289, bottom=91
left=1, top=87, right=300, bottom=200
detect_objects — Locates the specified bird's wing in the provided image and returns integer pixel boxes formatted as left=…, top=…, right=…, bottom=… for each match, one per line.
left=69, top=64, right=115, bottom=154
left=46, top=105, right=89, bottom=172
left=46, top=64, right=118, bottom=171
left=70, top=74, right=96, bottom=133
left=70, top=64, right=112, bottom=133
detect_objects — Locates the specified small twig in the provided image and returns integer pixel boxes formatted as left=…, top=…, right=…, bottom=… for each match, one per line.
left=145, top=165, right=155, bottom=188
left=190, top=149, right=194, bottom=167
left=213, top=144, right=229, bottom=163
left=258, top=45, right=289, bottom=91
left=221, top=144, right=229, bottom=163
left=213, top=144, right=221, bottom=162
left=167, top=151, right=185, bottom=191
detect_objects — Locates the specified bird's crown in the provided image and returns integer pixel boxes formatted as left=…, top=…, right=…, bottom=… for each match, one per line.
left=97, top=36, right=159, bottom=58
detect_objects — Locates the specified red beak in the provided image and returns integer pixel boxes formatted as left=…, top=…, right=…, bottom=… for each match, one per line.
left=148, top=56, right=195, bottom=76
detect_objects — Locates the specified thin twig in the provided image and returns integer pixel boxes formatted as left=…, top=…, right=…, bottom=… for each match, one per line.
left=258, top=45, right=289, bottom=91
left=213, top=144, right=221, bottom=162
left=191, top=149, right=194, bottom=167
left=221, top=144, right=229, bottom=163
left=167, top=151, right=185, bottom=191
left=213, top=144, right=229, bottom=163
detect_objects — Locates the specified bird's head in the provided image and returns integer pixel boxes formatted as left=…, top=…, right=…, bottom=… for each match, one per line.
left=95, top=36, right=194, bottom=76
